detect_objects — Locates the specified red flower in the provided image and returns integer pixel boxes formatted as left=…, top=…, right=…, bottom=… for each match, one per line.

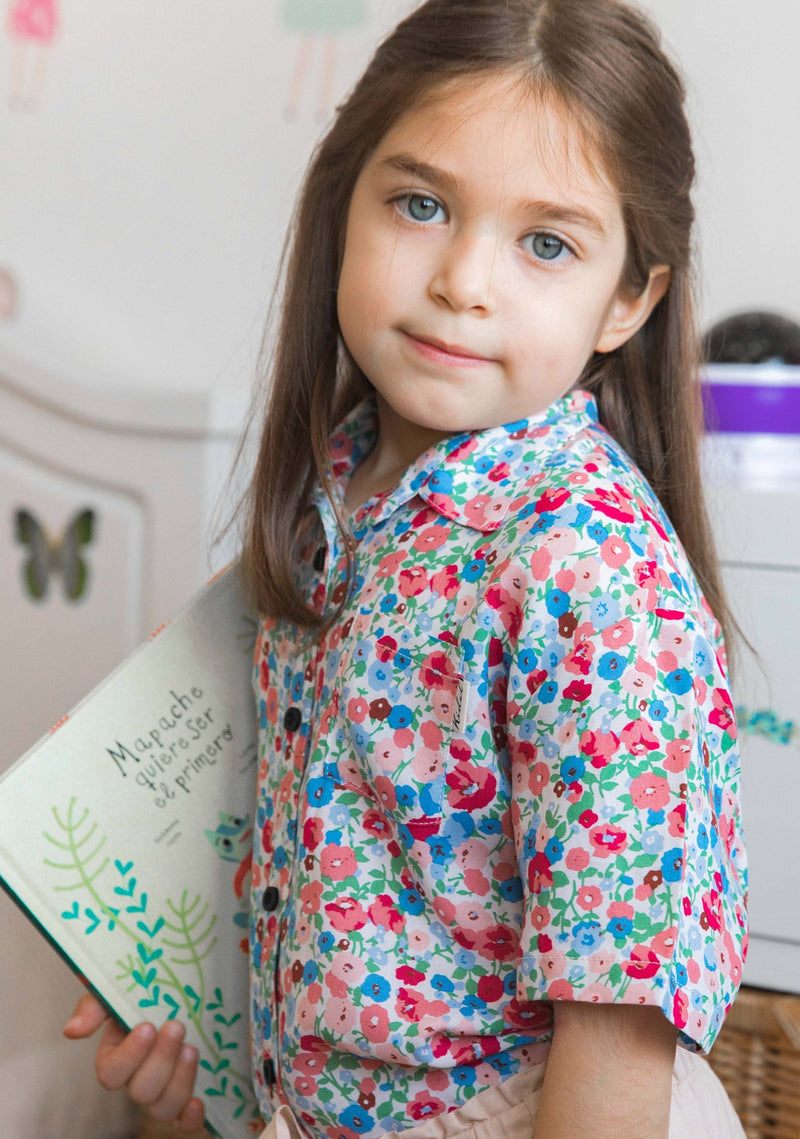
left=477, top=974, right=505, bottom=1002
left=324, top=897, right=368, bottom=932
left=623, top=945, right=661, bottom=980
left=586, top=484, right=636, bottom=523
left=446, top=760, right=497, bottom=810
left=474, top=924, right=519, bottom=963
left=396, top=964, right=426, bottom=985
left=563, top=678, right=592, bottom=702
left=536, top=486, right=571, bottom=514
left=710, top=688, right=737, bottom=737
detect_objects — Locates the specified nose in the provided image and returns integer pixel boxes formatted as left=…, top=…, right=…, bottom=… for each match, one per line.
left=428, top=227, right=497, bottom=315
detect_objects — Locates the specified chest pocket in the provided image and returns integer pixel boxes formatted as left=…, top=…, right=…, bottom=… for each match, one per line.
left=324, top=613, right=464, bottom=833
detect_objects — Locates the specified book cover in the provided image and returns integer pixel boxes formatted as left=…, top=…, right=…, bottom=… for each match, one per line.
left=0, top=564, right=264, bottom=1139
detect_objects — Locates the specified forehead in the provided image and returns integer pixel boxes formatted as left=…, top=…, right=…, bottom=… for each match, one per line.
left=369, top=72, right=620, bottom=217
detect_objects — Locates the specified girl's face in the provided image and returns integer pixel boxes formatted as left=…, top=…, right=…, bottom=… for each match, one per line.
left=337, top=73, right=668, bottom=450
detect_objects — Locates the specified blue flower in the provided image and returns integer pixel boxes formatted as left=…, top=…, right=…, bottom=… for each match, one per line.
left=649, top=700, right=669, bottom=721
left=395, top=784, right=418, bottom=809
left=660, top=847, right=684, bottom=882
left=500, top=876, right=523, bottom=902
left=379, top=593, right=398, bottom=613
left=544, top=837, right=565, bottom=863
left=546, top=589, right=570, bottom=617
left=587, top=522, right=609, bottom=544
left=463, top=559, right=487, bottom=582
left=590, top=593, right=621, bottom=627
left=503, top=970, right=517, bottom=995
left=641, top=829, right=664, bottom=855
left=428, top=470, right=454, bottom=495
left=367, top=659, right=393, bottom=689
left=539, top=681, right=559, bottom=704
left=674, top=962, right=688, bottom=987
left=420, top=781, right=444, bottom=817
left=361, top=974, right=391, bottom=1001
left=460, top=994, right=485, bottom=1016
left=518, top=647, right=539, bottom=673
left=607, top=916, right=633, bottom=939
left=665, top=669, right=693, bottom=695
left=571, top=920, right=603, bottom=955
left=598, top=651, right=626, bottom=680
left=431, top=974, right=455, bottom=992
left=387, top=704, right=414, bottom=730
left=303, top=960, right=318, bottom=985
left=318, top=931, right=335, bottom=953
left=647, top=809, right=665, bottom=827
left=426, top=833, right=453, bottom=863
left=560, top=755, right=585, bottom=783
left=452, top=1065, right=477, bottom=1086
left=399, top=889, right=425, bottom=915
left=307, top=777, right=334, bottom=807
left=339, top=1105, right=375, bottom=1133
left=456, top=948, right=477, bottom=970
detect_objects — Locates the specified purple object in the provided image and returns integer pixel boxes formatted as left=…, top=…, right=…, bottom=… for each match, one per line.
left=702, top=381, right=800, bottom=434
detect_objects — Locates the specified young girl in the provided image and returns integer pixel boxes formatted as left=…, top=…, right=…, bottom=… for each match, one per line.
left=64, top=2, right=748, bottom=1136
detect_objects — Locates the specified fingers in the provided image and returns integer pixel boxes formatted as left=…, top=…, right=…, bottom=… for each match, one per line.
left=95, top=1018, right=204, bottom=1130
left=62, top=992, right=110, bottom=1039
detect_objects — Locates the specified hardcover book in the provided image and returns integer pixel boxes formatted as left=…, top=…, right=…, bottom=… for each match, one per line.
left=0, top=564, right=263, bottom=1139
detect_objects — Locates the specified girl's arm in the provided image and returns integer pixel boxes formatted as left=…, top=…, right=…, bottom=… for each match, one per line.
left=533, top=1002, right=677, bottom=1139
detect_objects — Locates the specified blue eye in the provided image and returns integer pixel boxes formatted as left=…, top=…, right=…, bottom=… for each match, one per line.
left=524, top=233, right=572, bottom=263
left=397, top=194, right=445, bottom=223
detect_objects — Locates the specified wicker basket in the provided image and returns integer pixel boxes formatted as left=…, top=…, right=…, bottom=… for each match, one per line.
left=706, top=985, right=800, bottom=1139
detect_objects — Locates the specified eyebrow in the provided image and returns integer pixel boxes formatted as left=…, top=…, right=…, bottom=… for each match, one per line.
left=376, top=152, right=608, bottom=238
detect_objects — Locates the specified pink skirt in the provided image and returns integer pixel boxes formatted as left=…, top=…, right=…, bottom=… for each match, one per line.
left=258, top=1048, right=745, bottom=1139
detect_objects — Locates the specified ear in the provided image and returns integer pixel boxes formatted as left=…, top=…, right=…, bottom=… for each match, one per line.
left=594, top=265, right=672, bottom=354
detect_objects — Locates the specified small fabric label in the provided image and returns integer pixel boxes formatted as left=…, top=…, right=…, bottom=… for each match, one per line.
left=454, top=677, right=470, bottom=734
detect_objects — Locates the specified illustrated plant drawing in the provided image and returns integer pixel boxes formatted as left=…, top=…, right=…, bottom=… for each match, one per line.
left=43, top=797, right=260, bottom=1124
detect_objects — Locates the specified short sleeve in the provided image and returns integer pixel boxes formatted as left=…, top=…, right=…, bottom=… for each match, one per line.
left=508, top=558, right=748, bottom=1054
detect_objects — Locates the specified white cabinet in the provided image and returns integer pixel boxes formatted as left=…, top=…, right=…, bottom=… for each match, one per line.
left=705, top=428, right=800, bottom=994
left=0, top=347, right=246, bottom=1139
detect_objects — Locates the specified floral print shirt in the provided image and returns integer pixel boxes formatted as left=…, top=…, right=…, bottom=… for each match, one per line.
left=250, top=390, right=748, bottom=1138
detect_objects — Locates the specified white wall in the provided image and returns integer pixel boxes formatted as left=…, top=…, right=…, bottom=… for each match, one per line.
left=0, top=0, right=796, bottom=408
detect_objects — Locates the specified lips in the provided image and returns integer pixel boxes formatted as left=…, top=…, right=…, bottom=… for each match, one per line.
left=402, top=330, right=495, bottom=365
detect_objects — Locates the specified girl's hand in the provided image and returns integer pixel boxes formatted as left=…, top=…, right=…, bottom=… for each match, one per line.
left=63, top=992, right=207, bottom=1133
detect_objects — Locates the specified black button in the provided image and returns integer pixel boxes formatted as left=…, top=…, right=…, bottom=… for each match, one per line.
left=283, top=706, right=301, bottom=733
left=263, top=1057, right=276, bottom=1086
left=262, top=886, right=280, bottom=912
left=313, top=546, right=326, bottom=572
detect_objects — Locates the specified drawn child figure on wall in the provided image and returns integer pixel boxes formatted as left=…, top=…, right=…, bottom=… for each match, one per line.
left=282, top=0, right=366, bottom=120
left=6, top=0, right=58, bottom=110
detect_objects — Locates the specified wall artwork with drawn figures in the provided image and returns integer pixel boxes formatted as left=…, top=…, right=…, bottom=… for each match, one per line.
left=14, top=507, right=96, bottom=603
left=5, top=0, right=58, bottom=111
left=281, top=0, right=367, bottom=120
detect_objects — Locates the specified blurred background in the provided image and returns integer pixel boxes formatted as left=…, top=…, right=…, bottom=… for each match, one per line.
left=0, top=1, right=797, bottom=1136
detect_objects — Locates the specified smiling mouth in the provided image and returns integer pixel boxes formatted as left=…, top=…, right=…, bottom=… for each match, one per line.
left=402, top=331, right=495, bottom=366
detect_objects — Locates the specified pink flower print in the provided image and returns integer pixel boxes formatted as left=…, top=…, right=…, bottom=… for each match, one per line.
left=536, top=486, right=571, bottom=513
left=377, top=550, right=407, bottom=578
left=430, top=564, right=459, bottom=599
left=502, top=998, right=551, bottom=1032
left=396, top=988, right=449, bottom=1024
left=651, top=925, right=678, bottom=959
left=574, top=557, right=602, bottom=594
left=347, top=696, right=370, bottom=723
left=623, top=945, right=661, bottom=980
left=320, top=843, right=358, bottom=881
left=577, top=884, right=602, bottom=911
left=583, top=982, right=614, bottom=1003
left=586, top=483, right=636, bottom=523
left=601, top=617, right=634, bottom=651
left=368, top=894, right=406, bottom=934
left=621, top=719, right=660, bottom=755
left=361, top=807, right=392, bottom=839
left=464, top=867, right=492, bottom=895
left=667, top=803, right=686, bottom=838
left=294, top=1073, right=319, bottom=1097
left=564, top=639, right=595, bottom=676
left=485, top=583, right=523, bottom=639
left=324, top=896, right=368, bottom=932
left=530, top=904, right=551, bottom=930
left=300, top=881, right=324, bottom=916
left=548, top=978, right=574, bottom=1000
left=600, top=535, right=630, bottom=568
left=294, top=1048, right=328, bottom=1077
left=328, top=951, right=367, bottom=997
left=529, top=545, right=553, bottom=581
left=409, top=1092, right=447, bottom=1122
left=373, top=775, right=397, bottom=812
left=474, top=924, right=519, bottom=962
left=419, top=650, right=459, bottom=690
left=589, top=823, right=629, bottom=858
left=710, top=688, right=737, bottom=737
left=629, top=772, right=671, bottom=812
left=413, top=525, right=449, bottom=554
left=565, top=846, right=590, bottom=871
left=446, top=760, right=497, bottom=810
left=673, top=989, right=689, bottom=1029
left=580, top=728, right=621, bottom=769
left=656, top=650, right=679, bottom=674
left=398, top=566, right=428, bottom=598
left=544, top=527, right=578, bottom=557
left=563, top=678, right=592, bottom=702
left=7, top=0, right=57, bottom=42
left=664, top=737, right=691, bottom=773
left=461, top=493, right=492, bottom=527
left=527, top=760, right=551, bottom=797
left=701, top=889, right=723, bottom=932
left=323, top=997, right=356, bottom=1035
left=360, top=1004, right=391, bottom=1045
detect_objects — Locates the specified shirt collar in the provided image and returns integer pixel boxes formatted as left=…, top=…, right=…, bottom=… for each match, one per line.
left=316, top=389, right=600, bottom=535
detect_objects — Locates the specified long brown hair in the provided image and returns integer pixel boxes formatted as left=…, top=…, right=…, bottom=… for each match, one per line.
left=238, top=0, right=733, bottom=651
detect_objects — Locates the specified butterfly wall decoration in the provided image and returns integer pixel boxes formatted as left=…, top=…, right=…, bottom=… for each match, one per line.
left=13, top=507, right=96, bottom=602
